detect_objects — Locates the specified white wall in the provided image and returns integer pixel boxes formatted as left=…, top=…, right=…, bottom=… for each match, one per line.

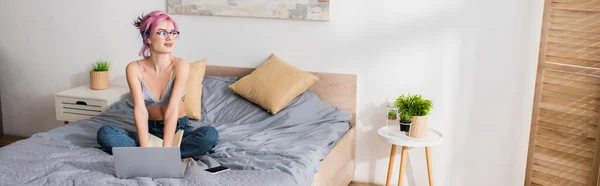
left=0, top=0, right=543, bottom=185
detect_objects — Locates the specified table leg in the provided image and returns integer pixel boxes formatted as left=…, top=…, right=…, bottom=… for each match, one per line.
left=426, top=147, right=434, bottom=186
left=398, top=146, right=408, bottom=186
left=385, top=144, right=397, bottom=186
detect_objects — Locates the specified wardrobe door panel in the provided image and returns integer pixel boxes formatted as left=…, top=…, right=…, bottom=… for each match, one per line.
left=526, top=0, right=600, bottom=185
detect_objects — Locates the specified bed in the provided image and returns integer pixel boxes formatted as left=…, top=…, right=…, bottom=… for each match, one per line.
left=205, top=65, right=357, bottom=186
left=0, top=65, right=356, bottom=186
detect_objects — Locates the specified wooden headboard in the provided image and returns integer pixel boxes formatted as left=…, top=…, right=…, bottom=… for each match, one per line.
left=205, top=65, right=357, bottom=127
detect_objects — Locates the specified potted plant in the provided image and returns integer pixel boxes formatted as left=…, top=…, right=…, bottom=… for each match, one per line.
left=395, top=93, right=433, bottom=137
left=387, top=108, right=397, bottom=120
left=398, top=111, right=412, bottom=133
left=90, top=60, right=110, bottom=90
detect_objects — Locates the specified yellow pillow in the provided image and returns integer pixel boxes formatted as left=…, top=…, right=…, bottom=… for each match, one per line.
left=229, top=54, right=319, bottom=114
left=184, top=59, right=207, bottom=120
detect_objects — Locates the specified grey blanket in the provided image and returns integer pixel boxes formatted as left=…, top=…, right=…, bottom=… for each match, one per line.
left=0, top=76, right=351, bottom=186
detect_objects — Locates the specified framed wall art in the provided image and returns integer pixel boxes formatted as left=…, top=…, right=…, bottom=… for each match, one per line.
left=167, top=0, right=330, bottom=21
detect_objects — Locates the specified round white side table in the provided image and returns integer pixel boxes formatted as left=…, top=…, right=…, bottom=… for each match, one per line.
left=377, top=125, right=443, bottom=186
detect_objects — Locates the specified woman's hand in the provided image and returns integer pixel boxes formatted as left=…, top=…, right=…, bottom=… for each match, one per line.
left=138, top=132, right=150, bottom=147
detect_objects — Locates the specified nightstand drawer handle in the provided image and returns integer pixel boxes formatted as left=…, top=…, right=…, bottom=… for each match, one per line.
left=75, top=101, right=88, bottom=105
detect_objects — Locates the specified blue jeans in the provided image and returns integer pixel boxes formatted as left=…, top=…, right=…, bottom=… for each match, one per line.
left=96, top=116, right=219, bottom=158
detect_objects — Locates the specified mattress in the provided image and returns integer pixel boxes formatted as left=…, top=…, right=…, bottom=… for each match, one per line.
left=0, top=76, right=351, bottom=186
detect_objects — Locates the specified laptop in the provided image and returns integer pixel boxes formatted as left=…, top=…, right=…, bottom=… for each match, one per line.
left=113, top=147, right=187, bottom=178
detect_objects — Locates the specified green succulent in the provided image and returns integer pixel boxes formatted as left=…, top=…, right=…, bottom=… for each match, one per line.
left=388, top=110, right=397, bottom=117
left=93, top=60, right=110, bottom=71
left=398, top=112, right=412, bottom=123
left=387, top=109, right=397, bottom=120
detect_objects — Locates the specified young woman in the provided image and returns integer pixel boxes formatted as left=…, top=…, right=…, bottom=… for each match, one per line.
left=96, top=10, right=218, bottom=158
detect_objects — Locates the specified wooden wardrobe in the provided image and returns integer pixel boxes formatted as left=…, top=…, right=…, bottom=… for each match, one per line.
left=526, top=0, right=600, bottom=185
left=0, top=89, right=3, bottom=136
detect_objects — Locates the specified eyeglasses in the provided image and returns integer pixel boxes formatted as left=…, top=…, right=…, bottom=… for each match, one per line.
left=156, top=30, right=180, bottom=40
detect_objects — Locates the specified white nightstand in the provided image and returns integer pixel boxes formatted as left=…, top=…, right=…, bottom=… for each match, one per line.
left=378, top=125, right=443, bottom=186
left=55, top=85, right=129, bottom=124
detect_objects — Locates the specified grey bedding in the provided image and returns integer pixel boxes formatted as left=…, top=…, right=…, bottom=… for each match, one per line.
left=0, top=76, right=351, bottom=186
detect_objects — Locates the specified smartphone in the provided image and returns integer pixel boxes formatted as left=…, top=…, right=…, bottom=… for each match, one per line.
left=205, top=166, right=230, bottom=174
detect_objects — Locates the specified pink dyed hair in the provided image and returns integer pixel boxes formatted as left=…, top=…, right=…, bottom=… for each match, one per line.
left=133, top=10, right=179, bottom=57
